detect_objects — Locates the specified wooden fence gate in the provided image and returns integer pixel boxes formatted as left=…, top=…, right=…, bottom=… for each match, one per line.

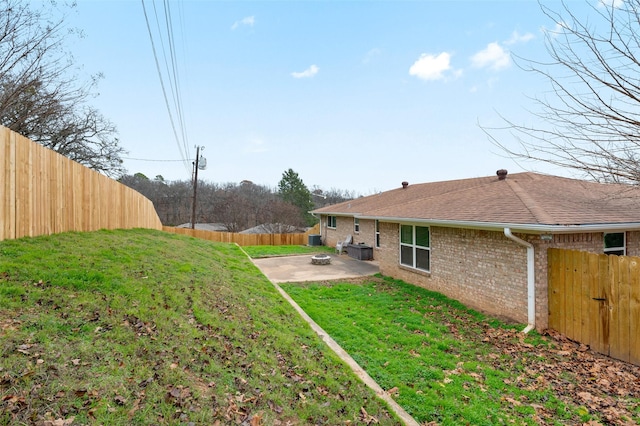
left=548, top=248, right=640, bottom=365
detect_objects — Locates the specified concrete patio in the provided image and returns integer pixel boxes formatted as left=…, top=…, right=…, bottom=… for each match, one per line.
left=252, top=253, right=379, bottom=283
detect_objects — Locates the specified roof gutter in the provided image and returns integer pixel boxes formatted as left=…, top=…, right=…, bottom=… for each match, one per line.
left=350, top=215, right=640, bottom=234
left=503, top=228, right=535, bottom=334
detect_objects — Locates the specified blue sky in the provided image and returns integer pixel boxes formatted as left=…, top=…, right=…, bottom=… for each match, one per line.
left=64, top=0, right=596, bottom=194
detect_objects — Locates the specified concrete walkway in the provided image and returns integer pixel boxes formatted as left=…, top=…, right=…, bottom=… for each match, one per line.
left=249, top=252, right=420, bottom=426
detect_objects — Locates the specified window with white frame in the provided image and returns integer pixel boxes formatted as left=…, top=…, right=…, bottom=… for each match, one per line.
left=604, top=232, right=625, bottom=255
left=375, top=220, right=380, bottom=248
left=327, top=215, right=337, bottom=228
left=354, top=217, right=360, bottom=233
left=400, top=224, right=430, bottom=271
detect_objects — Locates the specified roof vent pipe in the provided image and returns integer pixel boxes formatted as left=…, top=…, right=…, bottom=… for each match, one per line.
left=497, top=169, right=508, bottom=180
left=402, top=181, right=409, bottom=189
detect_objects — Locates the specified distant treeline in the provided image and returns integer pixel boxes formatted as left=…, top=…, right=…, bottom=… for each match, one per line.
left=119, top=174, right=355, bottom=231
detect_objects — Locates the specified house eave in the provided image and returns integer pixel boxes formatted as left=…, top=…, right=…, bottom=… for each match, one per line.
left=314, top=211, right=361, bottom=217
left=353, top=215, right=640, bottom=234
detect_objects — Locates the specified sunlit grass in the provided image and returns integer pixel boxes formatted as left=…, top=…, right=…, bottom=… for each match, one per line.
left=281, top=276, right=620, bottom=425
left=0, top=229, right=399, bottom=425
left=242, top=244, right=334, bottom=258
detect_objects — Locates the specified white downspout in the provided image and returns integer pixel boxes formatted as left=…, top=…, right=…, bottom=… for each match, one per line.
left=504, top=228, right=535, bottom=333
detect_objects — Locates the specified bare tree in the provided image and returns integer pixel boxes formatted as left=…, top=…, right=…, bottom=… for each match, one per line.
left=0, top=0, right=124, bottom=176
left=311, top=186, right=357, bottom=208
left=256, top=199, right=306, bottom=232
left=212, top=184, right=250, bottom=232
left=485, top=0, right=640, bottom=184
left=119, top=175, right=192, bottom=225
left=120, top=174, right=358, bottom=230
left=213, top=182, right=300, bottom=233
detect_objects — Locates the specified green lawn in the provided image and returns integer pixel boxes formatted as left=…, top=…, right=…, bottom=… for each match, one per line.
left=3, top=234, right=638, bottom=425
left=242, top=244, right=334, bottom=258
left=280, top=277, right=640, bottom=426
left=0, top=230, right=399, bottom=425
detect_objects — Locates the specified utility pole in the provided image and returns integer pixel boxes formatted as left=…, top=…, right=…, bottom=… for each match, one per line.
left=190, top=146, right=205, bottom=229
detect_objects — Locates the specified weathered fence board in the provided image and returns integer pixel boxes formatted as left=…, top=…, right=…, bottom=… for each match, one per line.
left=0, top=125, right=323, bottom=248
left=631, top=260, right=640, bottom=365
left=0, top=126, right=162, bottom=241
left=163, top=223, right=321, bottom=247
left=548, top=248, right=562, bottom=334
left=548, top=248, right=640, bottom=365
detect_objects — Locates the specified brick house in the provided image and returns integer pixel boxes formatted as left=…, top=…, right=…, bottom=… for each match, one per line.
left=312, top=170, right=640, bottom=332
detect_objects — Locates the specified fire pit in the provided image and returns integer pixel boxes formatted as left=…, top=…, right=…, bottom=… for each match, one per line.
left=310, top=254, right=331, bottom=265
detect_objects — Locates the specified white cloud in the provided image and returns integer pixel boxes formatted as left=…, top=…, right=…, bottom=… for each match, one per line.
left=470, top=42, right=510, bottom=70
left=599, top=0, right=624, bottom=8
left=291, top=64, right=319, bottom=79
left=231, top=16, right=255, bottom=30
left=408, top=52, right=457, bottom=81
left=505, top=31, right=535, bottom=45
left=363, top=48, right=382, bottom=64
left=244, top=137, right=268, bottom=153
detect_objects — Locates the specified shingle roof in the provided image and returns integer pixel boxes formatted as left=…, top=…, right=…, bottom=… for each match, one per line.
left=312, top=172, right=640, bottom=230
left=177, top=223, right=227, bottom=231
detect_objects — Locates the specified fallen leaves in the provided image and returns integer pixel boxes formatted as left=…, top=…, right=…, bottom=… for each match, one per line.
left=223, top=392, right=260, bottom=423
left=40, top=415, right=75, bottom=426
left=2, top=394, right=27, bottom=413
left=479, top=326, right=640, bottom=425
left=16, top=343, right=35, bottom=356
left=122, top=315, right=157, bottom=338
left=359, top=406, right=379, bottom=424
left=250, top=411, right=264, bottom=426
left=164, top=385, right=192, bottom=408
left=386, top=386, right=399, bottom=397
left=0, top=318, right=21, bottom=335
left=502, top=396, right=522, bottom=407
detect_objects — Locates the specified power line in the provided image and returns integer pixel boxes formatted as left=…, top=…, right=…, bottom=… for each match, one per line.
left=141, top=0, right=191, bottom=174
left=163, top=0, right=190, bottom=162
left=121, top=157, right=189, bottom=162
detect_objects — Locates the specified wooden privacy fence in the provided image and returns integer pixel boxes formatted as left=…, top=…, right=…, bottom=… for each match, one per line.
left=0, top=126, right=162, bottom=241
left=548, top=248, right=640, bottom=365
left=163, top=223, right=321, bottom=246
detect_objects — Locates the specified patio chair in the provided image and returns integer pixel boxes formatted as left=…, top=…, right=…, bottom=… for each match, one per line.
left=336, top=235, right=352, bottom=254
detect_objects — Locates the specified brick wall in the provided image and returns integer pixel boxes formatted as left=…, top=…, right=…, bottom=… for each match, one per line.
left=320, top=215, right=376, bottom=250
left=377, top=225, right=640, bottom=330
left=624, top=231, right=640, bottom=256
left=320, top=215, right=348, bottom=248
left=322, top=214, right=640, bottom=331
left=378, top=225, right=530, bottom=324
